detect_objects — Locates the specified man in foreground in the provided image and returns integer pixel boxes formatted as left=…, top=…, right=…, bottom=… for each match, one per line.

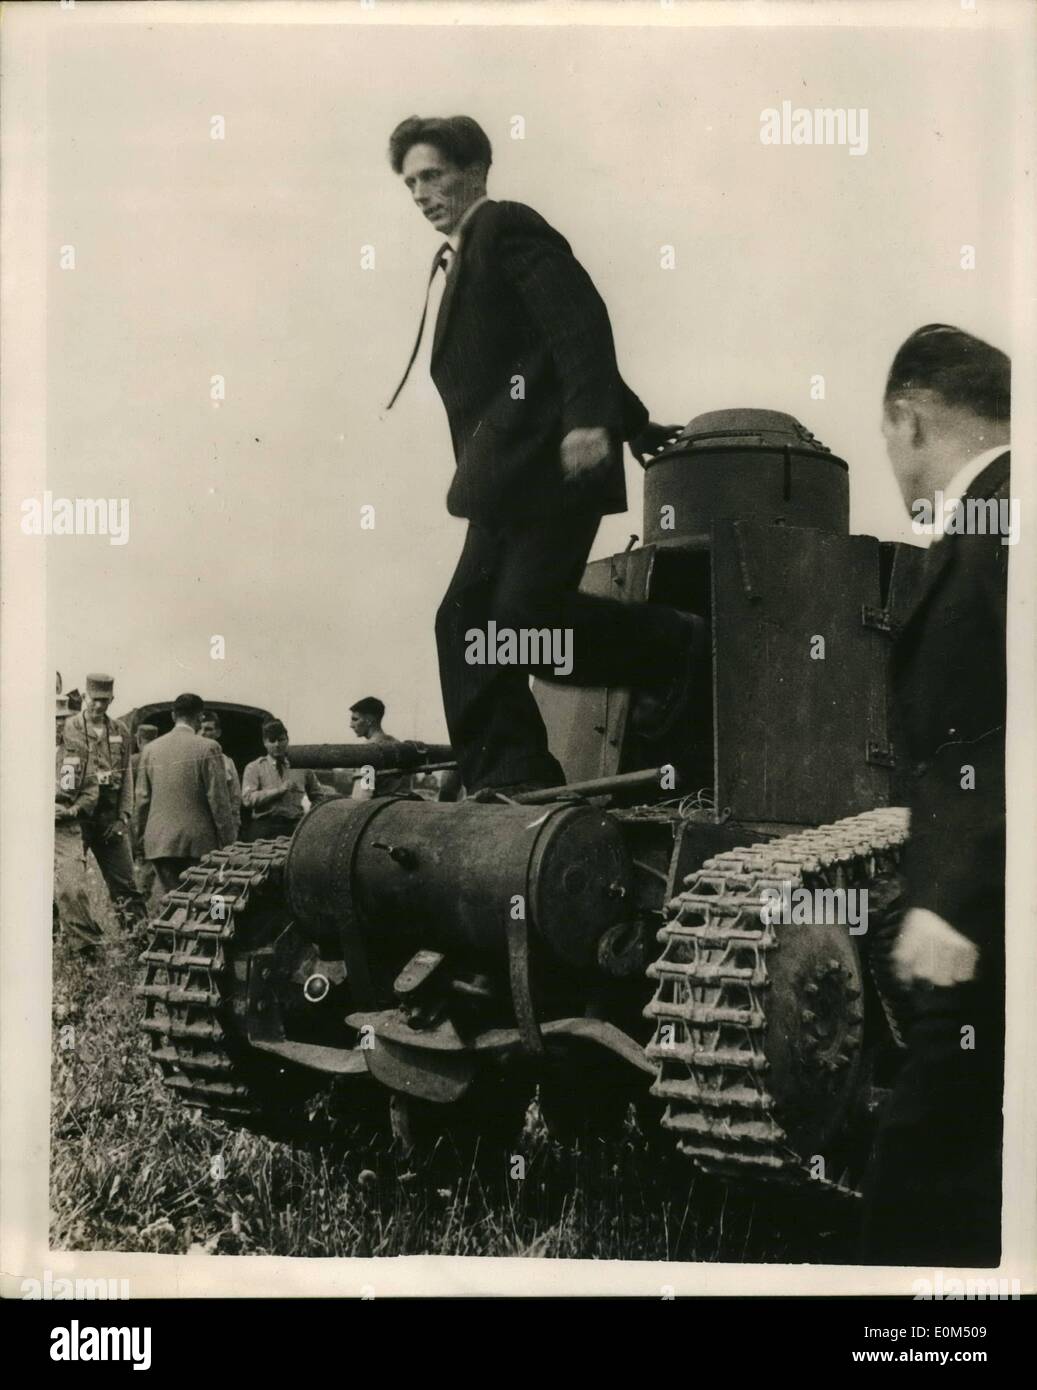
left=862, top=323, right=1010, bottom=1266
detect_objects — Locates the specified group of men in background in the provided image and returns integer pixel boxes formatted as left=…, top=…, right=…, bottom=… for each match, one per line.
left=54, top=682, right=406, bottom=952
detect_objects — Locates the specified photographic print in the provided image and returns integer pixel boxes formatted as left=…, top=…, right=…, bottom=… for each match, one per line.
left=2, top=0, right=1035, bottom=1318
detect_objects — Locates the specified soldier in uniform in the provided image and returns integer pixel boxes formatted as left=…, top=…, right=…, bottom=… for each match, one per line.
left=54, top=694, right=104, bottom=951
left=61, top=672, right=148, bottom=929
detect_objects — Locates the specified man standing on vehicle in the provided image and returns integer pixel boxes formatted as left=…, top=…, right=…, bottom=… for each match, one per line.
left=386, top=115, right=701, bottom=796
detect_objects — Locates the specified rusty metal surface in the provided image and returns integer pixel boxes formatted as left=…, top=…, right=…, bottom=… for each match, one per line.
left=643, top=409, right=848, bottom=546
left=645, top=806, right=909, bottom=1195
left=711, top=521, right=892, bottom=825
left=345, top=1010, right=657, bottom=1074
left=285, top=796, right=391, bottom=1008
left=286, top=797, right=634, bottom=971
left=511, top=767, right=664, bottom=804
left=250, top=1038, right=368, bottom=1075
left=506, top=911, right=546, bottom=1055
left=365, top=1033, right=475, bottom=1103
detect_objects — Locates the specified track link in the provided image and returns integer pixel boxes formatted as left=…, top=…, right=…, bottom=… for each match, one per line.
left=136, top=838, right=297, bottom=1128
left=645, top=807, right=910, bottom=1194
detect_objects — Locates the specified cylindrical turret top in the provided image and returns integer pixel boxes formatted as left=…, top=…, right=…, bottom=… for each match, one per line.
left=642, top=408, right=849, bottom=545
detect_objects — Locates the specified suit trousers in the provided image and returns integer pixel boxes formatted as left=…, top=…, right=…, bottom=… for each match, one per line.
left=152, top=857, right=200, bottom=894
left=54, top=820, right=104, bottom=949
left=860, top=973, right=1004, bottom=1266
left=135, top=855, right=160, bottom=913
left=243, top=815, right=300, bottom=843
left=435, top=508, right=691, bottom=792
left=82, top=818, right=148, bottom=923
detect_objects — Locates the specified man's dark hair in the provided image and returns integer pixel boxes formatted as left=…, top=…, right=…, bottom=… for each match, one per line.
left=350, top=696, right=385, bottom=721
left=884, top=324, right=1010, bottom=423
left=200, top=709, right=222, bottom=733
left=388, top=115, right=492, bottom=175
left=173, top=693, right=205, bottom=720
left=263, top=718, right=288, bottom=741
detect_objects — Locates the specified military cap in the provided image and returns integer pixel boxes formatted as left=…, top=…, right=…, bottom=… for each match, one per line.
left=85, top=673, right=115, bottom=697
left=56, top=696, right=73, bottom=718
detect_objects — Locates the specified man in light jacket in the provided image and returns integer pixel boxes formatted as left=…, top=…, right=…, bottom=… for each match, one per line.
left=134, top=692, right=237, bottom=893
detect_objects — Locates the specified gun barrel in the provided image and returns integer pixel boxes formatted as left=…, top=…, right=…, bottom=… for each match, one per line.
left=287, top=741, right=453, bottom=771
left=513, top=768, right=665, bottom=804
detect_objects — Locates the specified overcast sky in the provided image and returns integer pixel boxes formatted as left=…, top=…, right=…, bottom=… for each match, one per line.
left=41, top=5, right=1016, bottom=740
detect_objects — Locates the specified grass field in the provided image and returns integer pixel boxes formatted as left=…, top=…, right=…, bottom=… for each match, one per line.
left=50, top=864, right=860, bottom=1265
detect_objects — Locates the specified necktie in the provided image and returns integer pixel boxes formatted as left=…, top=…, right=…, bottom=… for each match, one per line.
left=275, top=757, right=287, bottom=778
left=386, top=241, right=453, bottom=410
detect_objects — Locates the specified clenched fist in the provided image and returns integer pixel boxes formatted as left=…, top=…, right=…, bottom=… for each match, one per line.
left=892, top=907, right=979, bottom=989
left=560, top=426, right=612, bottom=482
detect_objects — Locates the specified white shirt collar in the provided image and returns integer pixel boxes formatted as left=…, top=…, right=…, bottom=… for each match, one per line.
left=447, top=195, right=489, bottom=252
left=943, top=444, right=1009, bottom=506
left=911, top=444, right=1010, bottom=545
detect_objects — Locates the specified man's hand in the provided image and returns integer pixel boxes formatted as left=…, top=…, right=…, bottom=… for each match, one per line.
left=629, top=421, right=682, bottom=465
left=54, top=805, right=71, bottom=822
left=892, top=907, right=979, bottom=989
left=560, top=427, right=612, bottom=482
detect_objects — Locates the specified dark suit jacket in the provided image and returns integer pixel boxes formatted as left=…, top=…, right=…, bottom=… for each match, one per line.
left=430, top=199, right=648, bottom=525
left=133, top=726, right=236, bottom=860
left=891, top=452, right=1010, bottom=956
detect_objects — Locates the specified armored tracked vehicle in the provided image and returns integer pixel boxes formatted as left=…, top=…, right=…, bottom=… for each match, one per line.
left=138, top=410, right=923, bottom=1194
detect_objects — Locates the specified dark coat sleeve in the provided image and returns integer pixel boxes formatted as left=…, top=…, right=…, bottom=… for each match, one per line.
left=495, top=205, right=648, bottom=440
left=897, top=515, right=1008, bottom=951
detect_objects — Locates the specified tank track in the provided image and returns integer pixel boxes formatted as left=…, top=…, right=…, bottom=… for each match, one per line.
left=645, top=807, right=910, bottom=1195
left=136, top=838, right=299, bottom=1130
